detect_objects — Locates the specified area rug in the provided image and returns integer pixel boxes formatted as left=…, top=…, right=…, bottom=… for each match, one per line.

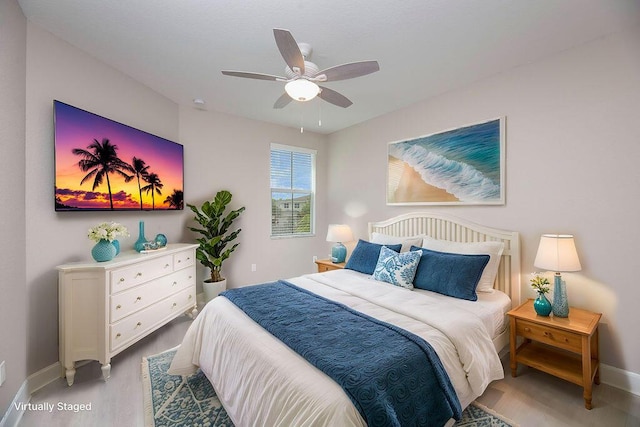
left=142, top=347, right=517, bottom=427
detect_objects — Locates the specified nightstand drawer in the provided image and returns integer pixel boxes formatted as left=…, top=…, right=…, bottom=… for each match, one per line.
left=516, top=319, right=581, bottom=353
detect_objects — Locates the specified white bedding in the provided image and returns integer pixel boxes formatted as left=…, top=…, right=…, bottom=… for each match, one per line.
left=169, top=269, right=505, bottom=426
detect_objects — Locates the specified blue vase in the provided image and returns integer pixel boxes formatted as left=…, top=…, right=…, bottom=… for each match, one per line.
left=552, top=275, right=569, bottom=317
left=92, top=239, right=116, bottom=262
left=113, top=239, right=120, bottom=255
left=134, top=220, right=147, bottom=252
left=533, top=292, right=552, bottom=316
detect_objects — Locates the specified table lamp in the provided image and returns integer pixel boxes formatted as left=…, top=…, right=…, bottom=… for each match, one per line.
left=533, top=234, right=582, bottom=317
left=326, top=224, right=354, bottom=263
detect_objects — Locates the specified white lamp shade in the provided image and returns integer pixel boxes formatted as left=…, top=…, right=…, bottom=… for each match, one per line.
left=534, top=234, right=582, bottom=272
left=285, top=79, right=320, bottom=102
left=326, top=224, right=354, bottom=243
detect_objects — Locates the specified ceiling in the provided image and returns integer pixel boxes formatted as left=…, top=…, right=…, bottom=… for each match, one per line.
left=18, top=0, right=640, bottom=134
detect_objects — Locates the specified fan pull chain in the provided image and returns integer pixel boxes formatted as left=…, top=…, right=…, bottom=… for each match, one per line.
left=300, top=108, right=304, bottom=133
left=318, top=102, right=322, bottom=127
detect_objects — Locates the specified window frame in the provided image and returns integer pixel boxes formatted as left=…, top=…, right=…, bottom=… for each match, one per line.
left=270, top=143, right=316, bottom=239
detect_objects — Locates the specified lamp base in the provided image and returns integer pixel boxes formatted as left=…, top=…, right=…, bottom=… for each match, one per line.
left=331, top=242, right=347, bottom=263
left=552, top=273, right=569, bottom=317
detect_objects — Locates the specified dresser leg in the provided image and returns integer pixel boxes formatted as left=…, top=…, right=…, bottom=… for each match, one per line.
left=65, top=367, right=76, bottom=386
left=101, top=363, right=111, bottom=381
left=186, top=306, right=198, bottom=319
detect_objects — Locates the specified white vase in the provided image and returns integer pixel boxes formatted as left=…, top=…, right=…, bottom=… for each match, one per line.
left=203, top=278, right=226, bottom=303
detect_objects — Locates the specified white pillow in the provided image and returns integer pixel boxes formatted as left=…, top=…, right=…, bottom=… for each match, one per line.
left=371, top=232, right=424, bottom=252
left=420, top=236, right=504, bottom=293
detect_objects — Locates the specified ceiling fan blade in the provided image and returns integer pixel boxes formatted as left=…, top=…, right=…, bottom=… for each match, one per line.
left=273, top=29, right=305, bottom=75
left=221, top=70, right=285, bottom=81
left=273, top=93, right=293, bottom=109
left=316, top=60, right=380, bottom=82
left=318, top=86, right=353, bottom=108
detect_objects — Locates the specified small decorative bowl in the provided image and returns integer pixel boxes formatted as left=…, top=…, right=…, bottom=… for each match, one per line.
left=155, top=234, right=168, bottom=247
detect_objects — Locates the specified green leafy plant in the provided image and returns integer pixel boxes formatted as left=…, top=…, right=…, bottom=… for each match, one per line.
left=187, top=190, right=245, bottom=283
left=530, top=272, right=550, bottom=294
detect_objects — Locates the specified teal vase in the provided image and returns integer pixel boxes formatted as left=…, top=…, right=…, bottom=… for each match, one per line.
left=533, top=292, right=552, bottom=316
left=91, top=239, right=116, bottom=262
left=113, top=239, right=120, bottom=255
left=134, top=220, right=147, bottom=252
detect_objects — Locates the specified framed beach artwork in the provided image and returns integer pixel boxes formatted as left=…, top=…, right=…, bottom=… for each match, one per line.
left=387, top=117, right=505, bottom=205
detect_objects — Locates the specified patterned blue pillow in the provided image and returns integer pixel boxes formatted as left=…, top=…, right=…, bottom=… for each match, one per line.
left=372, top=246, right=422, bottom=289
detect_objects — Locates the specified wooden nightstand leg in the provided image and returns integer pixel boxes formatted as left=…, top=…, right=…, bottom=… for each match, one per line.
left=593, top=328, right=600, bottom=385
left=582, top=337, right=593, bottom=410
left=509, top=317, right=517, bottom=377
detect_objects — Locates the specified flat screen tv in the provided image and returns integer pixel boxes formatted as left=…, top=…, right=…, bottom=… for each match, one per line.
left=54, top=100, right=184, bottom=211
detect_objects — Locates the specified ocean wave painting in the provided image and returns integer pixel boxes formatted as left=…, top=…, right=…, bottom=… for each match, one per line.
left=387, top=118, right=504, bottom=205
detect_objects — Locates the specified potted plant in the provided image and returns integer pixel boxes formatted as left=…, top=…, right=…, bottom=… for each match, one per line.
left=187, top=190, right=245, bottom=302
left=530, top=272, right=552, bottom=316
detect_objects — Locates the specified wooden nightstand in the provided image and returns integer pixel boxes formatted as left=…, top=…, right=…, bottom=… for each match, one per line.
left=315, top=259, right=345, bottom=273
left=508, top=299, right=601, bottom=409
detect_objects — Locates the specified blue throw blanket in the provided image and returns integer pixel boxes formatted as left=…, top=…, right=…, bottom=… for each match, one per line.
left=221, top=281, right=462, bottom=427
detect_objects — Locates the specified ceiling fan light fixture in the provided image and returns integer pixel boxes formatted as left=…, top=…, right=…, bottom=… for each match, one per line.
left=285, top=79, right=320, bottom=102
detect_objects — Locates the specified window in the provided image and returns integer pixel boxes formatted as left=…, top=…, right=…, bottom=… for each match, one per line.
left=270, top=143, right=316, bottom=237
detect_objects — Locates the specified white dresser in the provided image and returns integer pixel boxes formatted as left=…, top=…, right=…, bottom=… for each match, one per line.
left=57, top=243, right=198, bottom=386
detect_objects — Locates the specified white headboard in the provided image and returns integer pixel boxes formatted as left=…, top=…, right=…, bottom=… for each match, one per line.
left=368, top=212, right=521, bottom=306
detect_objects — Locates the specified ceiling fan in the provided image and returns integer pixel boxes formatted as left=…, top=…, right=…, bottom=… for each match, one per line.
left=221, top=29, right=380, bottom=109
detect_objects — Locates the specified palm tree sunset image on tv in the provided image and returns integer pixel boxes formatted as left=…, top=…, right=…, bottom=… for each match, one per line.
left=54, top=101, right=184, bottom=211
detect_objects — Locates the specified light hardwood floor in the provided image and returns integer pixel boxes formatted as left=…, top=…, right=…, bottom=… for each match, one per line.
left=17, top=315, right=640, bottom=427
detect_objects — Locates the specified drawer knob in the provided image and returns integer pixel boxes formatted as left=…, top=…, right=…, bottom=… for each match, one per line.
left=189, top=275, right=192, bottom=279
left=119, top=278, right=125, bottom=282
left=544, top=331, right=552, bottom=338
left=177, top=260, right=182, bottom=263
left=188, top=294, right=193, bottom=300
left=136, top=296, right=142, bottom=301
left=116, top=333, right=121, bottom=338
left=136, top=322, right=142, bottom=327
left=116, top=304, right=121, bottom=310
left=172, top=302, right=177, bottom=308
left=172, top=281, right=177, bottom=286
left=524, top=327, right=531, bottom=332
left=136, top=272, right=143, bottom=277
left=165, top=263, right=170, bottom=268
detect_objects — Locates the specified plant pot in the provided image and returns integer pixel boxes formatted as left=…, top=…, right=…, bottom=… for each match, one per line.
left=203, top=278, right=226, bottom=303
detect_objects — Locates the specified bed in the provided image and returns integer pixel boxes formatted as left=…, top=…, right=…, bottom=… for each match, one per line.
left=169, top=212, right=521, bottom=426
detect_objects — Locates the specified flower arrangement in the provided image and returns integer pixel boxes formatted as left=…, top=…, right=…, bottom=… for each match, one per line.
left=88, top=222, right=129, bottom=243
left=530, top=272, right=550, bottom=294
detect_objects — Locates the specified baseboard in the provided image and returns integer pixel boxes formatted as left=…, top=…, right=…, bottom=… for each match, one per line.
left=0, top=362, right=61, bottom=427
left=0, top=380, right=28, bottom=427
left=601, top=363, right=640, bottom=397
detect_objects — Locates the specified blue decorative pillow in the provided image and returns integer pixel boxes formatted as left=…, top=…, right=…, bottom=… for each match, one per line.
left=372, top=246, right=422, bottom=289
left=410, top=246, right=490, bottom=301
left=345, top=240, right=402, bottom=275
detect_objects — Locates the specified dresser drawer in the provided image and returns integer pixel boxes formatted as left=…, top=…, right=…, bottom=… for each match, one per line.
left=173, top=249, right=195, bottom=270
left=516, top=319, right=582, bottom=353
left=110, top=255, right=173, bottom=293
left=110, top=287, right=196, bottom=352
left=110, top=268, right=195, bottom=322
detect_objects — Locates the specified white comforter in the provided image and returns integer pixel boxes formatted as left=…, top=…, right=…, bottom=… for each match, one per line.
left=169, top=269, right=504, bottom=426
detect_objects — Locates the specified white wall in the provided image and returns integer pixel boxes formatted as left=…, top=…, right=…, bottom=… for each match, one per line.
left=327, top=26, right=640, bottom=375
left=179, top=107, right=329, bottom=288
left=0, top=0, right=27, bottom=416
